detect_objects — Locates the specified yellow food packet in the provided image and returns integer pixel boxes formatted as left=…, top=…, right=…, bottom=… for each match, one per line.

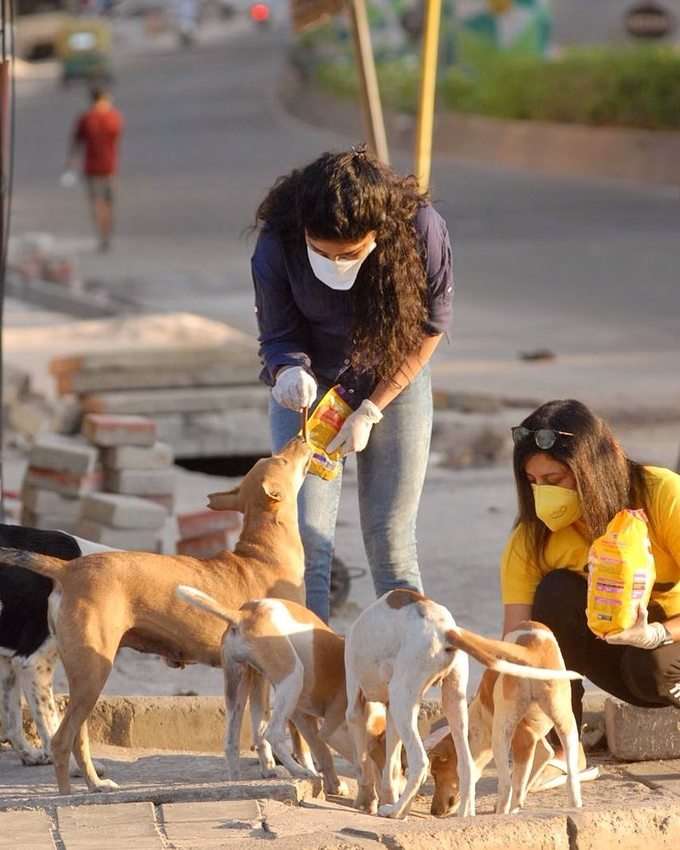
left=587, top=509, right=655, bottom=637
left=306, top=386, right=353, bottom=480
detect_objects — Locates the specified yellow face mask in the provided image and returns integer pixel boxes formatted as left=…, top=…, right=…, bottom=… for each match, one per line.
left=532, top=484, right=582, bottom=532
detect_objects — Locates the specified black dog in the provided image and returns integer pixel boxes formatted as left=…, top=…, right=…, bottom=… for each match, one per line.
left=0, top=523, right=82, bottom=764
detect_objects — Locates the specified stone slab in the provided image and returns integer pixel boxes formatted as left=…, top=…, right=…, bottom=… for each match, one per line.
left=21, top=484, right=81, bottom=520
left=605, top=698, right=680, bottom=761
left=568, top=802, right=680, bottom=850
left=177, top=508, right=241, bottom=540
left=102, top=442, right=173, bottom=471
left=82, top=414, right=157, bottom=448
left=24, top=465, right=102, bottom=497
left=29, top=434, right=98, bottom=476
left=0, top=809, right=55, bottom=849
left=81, top=386, right=269, bottom=417
left=56, top=802, right=163, bottom=850
left=81, top=492, right=168, bottom=529
left=160, top=799, right=263, bottom=848
left=21, top=509, right=79, bottom=534
left=104, top=468, right=176, bottom=497
left=50, top=340, right=257, bottom=378
left=56, top=363, right=260, bottom=396
left=76, top=519, right=161, bottom=551
left=622, top=759, right=680, bottom=798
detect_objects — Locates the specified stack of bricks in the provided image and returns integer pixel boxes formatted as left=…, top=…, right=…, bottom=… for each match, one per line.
left=176, top=507, right=242, bottom=559
left=21, top=434, right=101, bottom=533
left=76, top=414, right=175, bottom=551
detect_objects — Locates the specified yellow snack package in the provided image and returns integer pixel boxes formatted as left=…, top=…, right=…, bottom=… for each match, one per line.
left=306, top=385, right=354, bottom=480
left=587, top=508, right=655, bottom=637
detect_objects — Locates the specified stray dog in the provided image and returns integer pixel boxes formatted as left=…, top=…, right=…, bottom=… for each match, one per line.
left=176, top=586, right=388, bottom=796
left=427, top=621, right=583, bottom=816
left=0, top=523, right=115, bottom=767
left=0, top=436, right=312, bottom=794
left=345, top=591, right=581, bottom=819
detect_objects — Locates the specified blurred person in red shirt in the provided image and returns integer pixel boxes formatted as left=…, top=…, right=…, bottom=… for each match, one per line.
left=66, top=86, right=124, bottom=252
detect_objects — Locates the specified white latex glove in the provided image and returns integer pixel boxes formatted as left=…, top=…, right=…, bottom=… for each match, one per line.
left=272, top=366, right=318, bottom=412
left=60, top=170, right=77, bottom=188
left=327, top=399, right=383, bottom=456
left=604, top=607, right=670, bottom=650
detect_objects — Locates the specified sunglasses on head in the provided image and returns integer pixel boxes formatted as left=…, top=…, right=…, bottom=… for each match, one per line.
left=511, top=426, right=574, bottom=450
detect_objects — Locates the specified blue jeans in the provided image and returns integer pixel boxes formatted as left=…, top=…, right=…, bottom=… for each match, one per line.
left=270, top=368, right=433, bottom=622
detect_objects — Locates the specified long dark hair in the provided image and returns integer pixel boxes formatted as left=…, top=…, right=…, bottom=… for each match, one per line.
left=513, top=399, right=649, bottom=567
left=254, top=147, right=429, bottom=381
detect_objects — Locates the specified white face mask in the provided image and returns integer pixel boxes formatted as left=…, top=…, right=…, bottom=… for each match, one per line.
left=306, top=241, right=376, bottom=291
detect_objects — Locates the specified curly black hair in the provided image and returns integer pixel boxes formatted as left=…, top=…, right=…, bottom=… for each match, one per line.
left=254, top=147, right=430, bottom=382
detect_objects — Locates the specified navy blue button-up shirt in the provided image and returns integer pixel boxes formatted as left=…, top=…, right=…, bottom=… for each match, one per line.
left=252, top=204, right=454, bottom=401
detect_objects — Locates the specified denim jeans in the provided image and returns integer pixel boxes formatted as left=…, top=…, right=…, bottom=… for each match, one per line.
left=270, top=368, right=433, bottom=623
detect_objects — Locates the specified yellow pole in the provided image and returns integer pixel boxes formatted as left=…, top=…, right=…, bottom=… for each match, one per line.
left=348, top=0, right=390, bottom=164
left=414, top=0, right=442, bottom=192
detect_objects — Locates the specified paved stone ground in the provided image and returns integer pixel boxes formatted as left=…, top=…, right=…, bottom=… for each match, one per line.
left=1, top=743, right=679, bottom=849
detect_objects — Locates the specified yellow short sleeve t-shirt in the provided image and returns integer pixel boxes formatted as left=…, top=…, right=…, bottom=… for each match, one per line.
left=500, top=466, right=680, bottom=618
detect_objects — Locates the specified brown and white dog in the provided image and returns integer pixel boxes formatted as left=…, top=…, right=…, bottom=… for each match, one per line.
left=345, top=593, right=581, bottom=819
left=427, top=621, right=582, bottom=816
left=0, top=436, right=313, bottom=795
left=176, top=587, right=387, bottom=796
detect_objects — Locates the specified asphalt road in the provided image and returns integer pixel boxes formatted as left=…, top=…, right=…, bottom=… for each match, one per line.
left=12, top=25, right=680, bottom=400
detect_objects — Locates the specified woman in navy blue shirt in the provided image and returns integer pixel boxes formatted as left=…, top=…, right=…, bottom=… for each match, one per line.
left=252, top=147, right=454, bottom=622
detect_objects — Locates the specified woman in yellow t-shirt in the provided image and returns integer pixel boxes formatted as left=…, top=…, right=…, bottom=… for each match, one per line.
left=501, top=399, right=680, bottom=787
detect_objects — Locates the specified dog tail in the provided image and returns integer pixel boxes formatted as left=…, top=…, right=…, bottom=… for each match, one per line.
left=176, top=585, right=241, bottom=627
left=446, top=628, right=582, bottom=681
left=0, top=547, right=68, bottom=581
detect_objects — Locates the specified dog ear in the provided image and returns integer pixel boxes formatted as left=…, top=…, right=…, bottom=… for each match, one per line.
left=261, top=479, right=282, bottom=502
left=207, top=487, right=242, bottom=512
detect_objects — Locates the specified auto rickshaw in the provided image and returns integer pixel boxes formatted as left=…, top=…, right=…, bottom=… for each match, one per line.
left=55, top=17, right=113, bottom=86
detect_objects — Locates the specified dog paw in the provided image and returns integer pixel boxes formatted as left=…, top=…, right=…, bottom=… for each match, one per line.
left=324, top=778, right=350, bottom=797
left=20, top=748, right=51, bottom=766
left=354, top=796, right=378, bottom=815
left=259, top=767, right=279, bottom=779
left=378, top=803, right=404, bottom=819
left=90, top=778, right=119, bottom=793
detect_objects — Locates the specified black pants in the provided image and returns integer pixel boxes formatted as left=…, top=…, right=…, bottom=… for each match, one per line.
left=532, top=569, right=680, bottom=733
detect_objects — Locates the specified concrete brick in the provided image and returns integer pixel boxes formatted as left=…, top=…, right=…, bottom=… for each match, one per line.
left=102, top=441, right=173, bottom=471
left=21, top=509, right=78, bottom=534
left=82, top=413, right=157, bottom=447
left=177, top=508, right=241, bottom=540
left=177, top=529, right=238, bottom=558
left=81, top=493, right=168, bottom=529
left=81, top=385, right=269, bottom=416
left=21, top=484, right=81, bottom=520
left=153, top=413, right=185, bottom=443
left=568, top=802, right=680, bottom=850
left=145, top=493, right=176, bottom=513
left=23, top=465, right=101, bottom=497
left=28, top=434, right=98, bottom=475
left=104, top=468, right=176, bottom=497
left=57, top=802, right=163, bottom=850
left=0, top=809, right=55, bottom=849
left=76, top=519, right=161, bottom=551
left=605, top=697, right=680, bottom=761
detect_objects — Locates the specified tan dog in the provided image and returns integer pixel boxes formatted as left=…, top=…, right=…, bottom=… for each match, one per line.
left=0, top=436, right=312, bottom=795
left=427, top=621, right=582, bottom=816
left=175, top=587, right=386, bottom=796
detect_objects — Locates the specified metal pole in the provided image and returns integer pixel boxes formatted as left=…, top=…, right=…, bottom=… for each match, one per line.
left=414, top=0, right=442, bottom=192
left=347, top=0, right=389, bottom=164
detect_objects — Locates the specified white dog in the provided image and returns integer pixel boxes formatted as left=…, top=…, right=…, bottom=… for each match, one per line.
left=345, top=590, right=581, bottom=819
